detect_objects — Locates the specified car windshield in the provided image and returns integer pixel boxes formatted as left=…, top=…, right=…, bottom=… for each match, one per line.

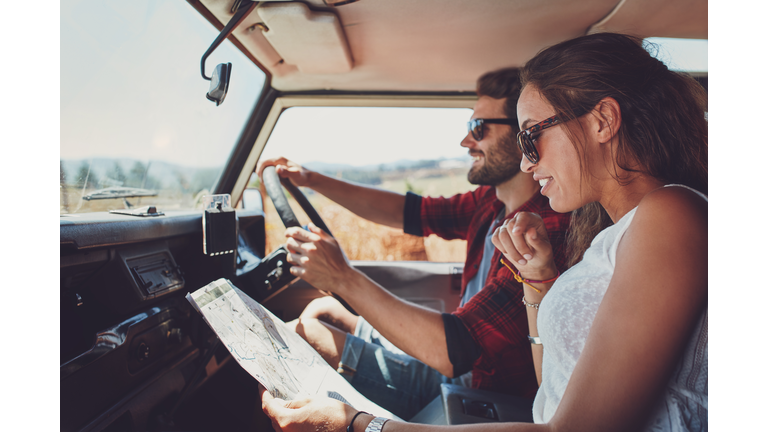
left=60, top=0, right=266, bottom=215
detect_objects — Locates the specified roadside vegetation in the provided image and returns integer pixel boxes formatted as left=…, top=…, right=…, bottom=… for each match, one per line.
left=262, top=193, right=468, bottom=263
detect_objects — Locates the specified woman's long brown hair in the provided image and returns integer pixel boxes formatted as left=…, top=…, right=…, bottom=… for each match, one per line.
left=520, top=33, right=708, bottom=266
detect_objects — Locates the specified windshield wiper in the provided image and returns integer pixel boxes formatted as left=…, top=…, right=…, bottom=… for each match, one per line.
left=82, top=187, right=158, bottom=208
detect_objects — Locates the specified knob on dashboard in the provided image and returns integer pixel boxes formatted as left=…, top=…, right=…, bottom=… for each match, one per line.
left=136, top=342, right=150, bottom=362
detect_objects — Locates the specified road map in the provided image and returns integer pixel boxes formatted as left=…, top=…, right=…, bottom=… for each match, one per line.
left=187, top=278, right=399, bottom=419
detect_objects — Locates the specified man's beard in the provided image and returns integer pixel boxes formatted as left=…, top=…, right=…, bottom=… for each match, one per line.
left=467, top=133, right=522, bottom=186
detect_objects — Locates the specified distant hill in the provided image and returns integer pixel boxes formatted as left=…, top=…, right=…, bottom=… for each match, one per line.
left=60, top=158, right=221, bottom=193
left=305, top=155, right=471, bottom=174
left=304, top=156, right=471, bottom=185
left=60, top=155, right=472, bottom=190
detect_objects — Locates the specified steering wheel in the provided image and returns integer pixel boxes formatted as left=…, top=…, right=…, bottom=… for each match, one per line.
left=261, top=166, right=333, bottom=236
left=261, top=166, right=355, bottom=313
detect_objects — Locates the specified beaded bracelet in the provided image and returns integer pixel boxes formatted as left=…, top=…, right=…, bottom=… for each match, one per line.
left=500, top=258, right=560, bottom=294
left=522, top=295, right=540, bottom=309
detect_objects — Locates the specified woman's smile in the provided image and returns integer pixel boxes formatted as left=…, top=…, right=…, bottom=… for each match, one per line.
left=534, top=174, right=553, bottom=195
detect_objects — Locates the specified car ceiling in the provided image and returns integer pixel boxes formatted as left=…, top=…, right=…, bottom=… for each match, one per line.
left=195, top=0, right=707, bottom=92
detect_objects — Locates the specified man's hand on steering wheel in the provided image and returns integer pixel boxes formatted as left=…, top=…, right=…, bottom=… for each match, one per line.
left=284, top=223, right=355, bottom=295
left=256, top=156, right=313, bottom=188
left=256, top=159, right=355, bottom=312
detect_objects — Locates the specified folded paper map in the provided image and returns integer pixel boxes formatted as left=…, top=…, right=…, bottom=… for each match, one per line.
left=187, top=278, right=399, bottom=420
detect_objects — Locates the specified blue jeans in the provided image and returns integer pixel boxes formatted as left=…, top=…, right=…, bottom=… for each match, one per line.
left=338, top=317, right=470, bottom=420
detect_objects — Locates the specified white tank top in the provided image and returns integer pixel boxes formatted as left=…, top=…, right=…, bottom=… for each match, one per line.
left=532, top=185, right=708, bottom=431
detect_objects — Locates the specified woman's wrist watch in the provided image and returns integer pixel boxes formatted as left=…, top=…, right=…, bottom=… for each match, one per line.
left=365, top=417, right=389, bottom=432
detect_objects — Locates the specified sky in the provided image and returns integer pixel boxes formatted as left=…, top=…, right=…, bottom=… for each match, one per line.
left=60, top=0, right=265, bottom=168
left=260, top=106, right=473, bottom=166
left=5, top=1, right=765, bottom=429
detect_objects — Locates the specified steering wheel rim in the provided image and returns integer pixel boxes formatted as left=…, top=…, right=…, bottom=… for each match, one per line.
left=261, top=166, right=356, bottom=313
left=261, top=166, right=333, bottom=237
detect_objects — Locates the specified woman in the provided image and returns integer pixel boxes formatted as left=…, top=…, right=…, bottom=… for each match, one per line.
left=262, top=32, right=708, bottom=432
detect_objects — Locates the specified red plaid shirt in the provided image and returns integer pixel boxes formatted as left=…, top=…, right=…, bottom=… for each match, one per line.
left=405, top=186, right=571, bottom=399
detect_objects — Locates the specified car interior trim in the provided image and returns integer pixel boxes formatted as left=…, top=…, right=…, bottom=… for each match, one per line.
left=212, top=85, right=278, bottom=196
left=258, top=2, right=354, bottom=74
left=198, top=0, right=706, bottom=93
left=587, top=0, right=707, bottom=38
left=75, top=348, right=203, bottom=432
left=60, top=211, right=203, bottom=250
left=60, top=307, right=164, bottom=380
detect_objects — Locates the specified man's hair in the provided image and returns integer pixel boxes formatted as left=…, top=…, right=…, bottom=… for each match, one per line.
left=476, top=68, right=522, bottom=125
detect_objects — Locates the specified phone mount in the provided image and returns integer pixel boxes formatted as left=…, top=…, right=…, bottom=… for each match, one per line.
left=202, top=194, right=236, bottom=257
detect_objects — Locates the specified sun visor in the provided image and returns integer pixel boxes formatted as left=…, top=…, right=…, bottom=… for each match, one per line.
left=257, top=2, right=353, bottom=74
left=587, top=0, right=707, bottom=39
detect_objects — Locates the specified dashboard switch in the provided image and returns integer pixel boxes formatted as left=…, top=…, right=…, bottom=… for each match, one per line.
left=136, top=342, right=150, bottom=362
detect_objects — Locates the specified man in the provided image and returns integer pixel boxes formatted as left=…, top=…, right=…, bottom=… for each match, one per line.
left=256, top=68, right=570, bottom=420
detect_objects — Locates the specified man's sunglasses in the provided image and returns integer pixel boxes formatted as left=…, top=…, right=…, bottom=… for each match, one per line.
left=516, top=115, right=561, bottom=164
left=467, top=118, right=518, bottom=142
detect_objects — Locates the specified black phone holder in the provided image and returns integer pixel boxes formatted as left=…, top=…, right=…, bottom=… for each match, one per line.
left=202, top=195, right=237, bottom=257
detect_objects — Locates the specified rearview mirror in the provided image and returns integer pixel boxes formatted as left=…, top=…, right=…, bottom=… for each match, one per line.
left=199, top=1, right=257, bottom=106
left=206, top=63, right=232, bottom=106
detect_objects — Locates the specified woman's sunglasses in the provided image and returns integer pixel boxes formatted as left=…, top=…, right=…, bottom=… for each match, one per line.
left=467, top=118, right=518, bottom=142
left=516, top=115, right=561, bottom=164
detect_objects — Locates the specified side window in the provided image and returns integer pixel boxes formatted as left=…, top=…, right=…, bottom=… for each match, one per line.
left=257, top=106, right=474, bottom=262
left=644, top=37, right=707, bottom=73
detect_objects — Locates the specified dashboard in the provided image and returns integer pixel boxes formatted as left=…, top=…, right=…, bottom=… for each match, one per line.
left=60, top=209, right=267, bottom=431
left=59, top=206, right=462, bottom=431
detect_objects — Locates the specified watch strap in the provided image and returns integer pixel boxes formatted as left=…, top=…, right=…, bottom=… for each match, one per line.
left=528, top=335, right=542, bottom=345
left=364, top=417, right=389, bottom=432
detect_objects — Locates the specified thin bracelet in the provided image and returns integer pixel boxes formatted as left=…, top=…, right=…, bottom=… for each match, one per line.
left=522, top=295, right=540, bottom=310
left=501, top=258, right=560, bottom=293
left=347, top=411, right=370, bottom=432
